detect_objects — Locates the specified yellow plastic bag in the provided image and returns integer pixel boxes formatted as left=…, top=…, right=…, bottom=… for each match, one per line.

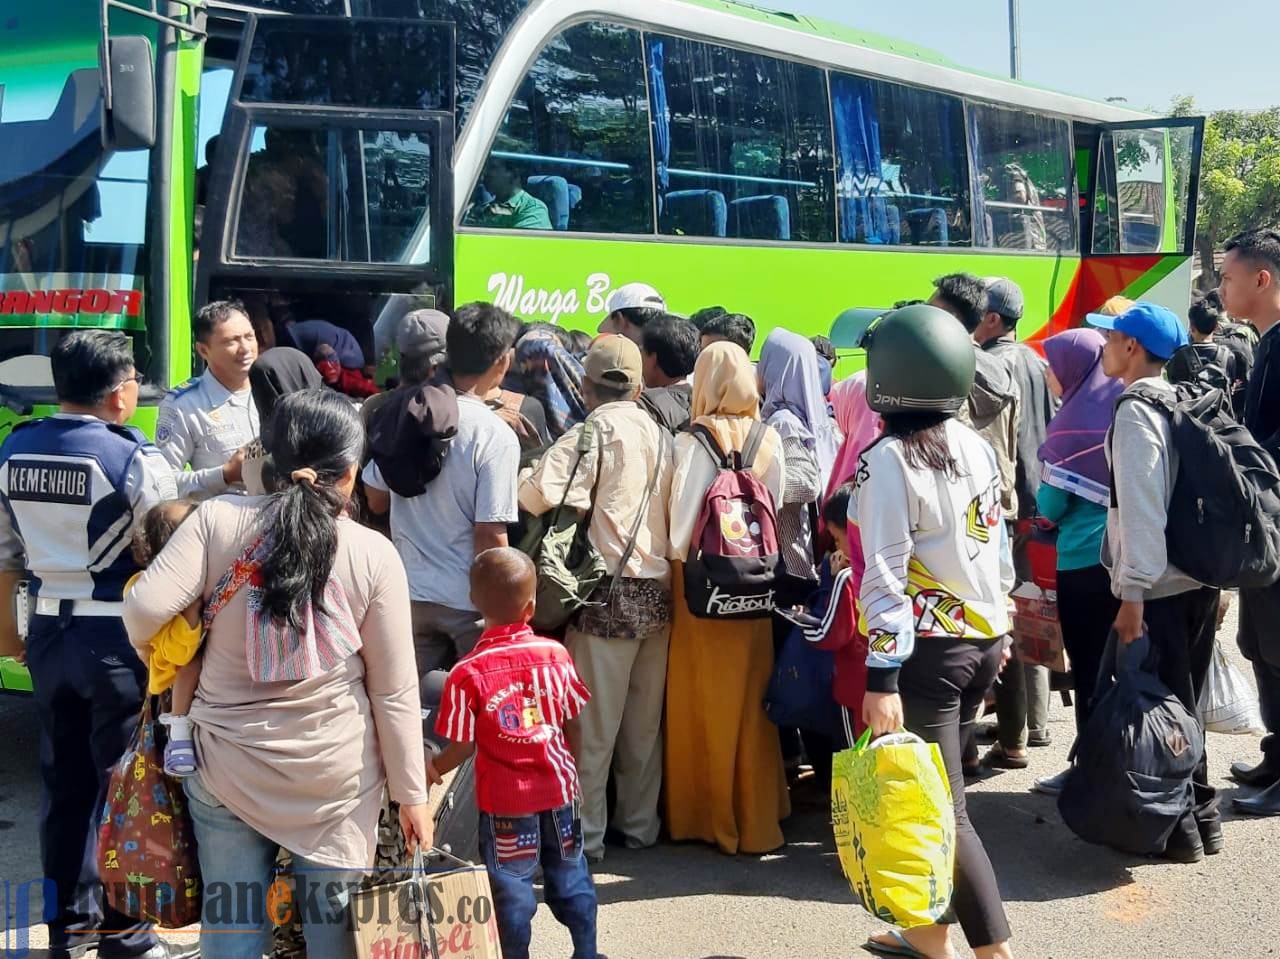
left=831, top=729, right=955, bottom=928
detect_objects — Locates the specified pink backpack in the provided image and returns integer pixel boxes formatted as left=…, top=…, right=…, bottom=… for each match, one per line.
left=683, top=423, right=782, bottom=619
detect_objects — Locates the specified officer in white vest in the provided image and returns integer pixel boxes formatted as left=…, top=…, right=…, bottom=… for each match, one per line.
left=0, top=330, right=191, bottom=959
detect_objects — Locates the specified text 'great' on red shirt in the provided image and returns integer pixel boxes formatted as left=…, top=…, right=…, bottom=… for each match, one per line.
left=435, top=623, right=590, bottom=816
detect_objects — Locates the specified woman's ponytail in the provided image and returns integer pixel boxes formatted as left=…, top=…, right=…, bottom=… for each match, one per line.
left=257, top=389, right=365, bottom=629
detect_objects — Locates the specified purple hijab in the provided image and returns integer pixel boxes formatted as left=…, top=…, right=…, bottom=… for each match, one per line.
left=1038, top=328, right=1123, bottom=500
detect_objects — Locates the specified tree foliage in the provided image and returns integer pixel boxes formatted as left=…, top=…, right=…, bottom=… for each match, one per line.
left=1175, top=96, right=1280, bottom=284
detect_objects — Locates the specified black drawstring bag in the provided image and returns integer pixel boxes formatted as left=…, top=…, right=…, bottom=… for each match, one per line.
left=1058, top=631, right=1203, bottom=856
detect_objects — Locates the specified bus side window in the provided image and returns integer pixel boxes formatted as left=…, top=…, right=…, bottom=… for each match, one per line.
left=830, top=73, right=971, bottom=248
left=465, top=21, right=654, bottom=235
left=646, top=35, right=835, bottom=244
left=969, top=104, right=1076, bottom=252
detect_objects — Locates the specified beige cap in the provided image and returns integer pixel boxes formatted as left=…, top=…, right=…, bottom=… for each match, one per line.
left=583, top=334, right=643, bottom=391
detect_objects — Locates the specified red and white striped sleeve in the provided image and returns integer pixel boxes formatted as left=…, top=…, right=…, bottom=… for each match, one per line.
left=434, top=668, right=477, bottom=744
left=558, top=659, right=591, bottom=721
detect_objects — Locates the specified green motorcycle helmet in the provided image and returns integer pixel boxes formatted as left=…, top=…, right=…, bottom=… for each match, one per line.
left=863, top=303, right=976, bottom=415
left=829, top=307, right=887, bottom=350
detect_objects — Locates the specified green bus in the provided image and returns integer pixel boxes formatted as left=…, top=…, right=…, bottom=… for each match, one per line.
left=0, top=0, right=1203, bottom=692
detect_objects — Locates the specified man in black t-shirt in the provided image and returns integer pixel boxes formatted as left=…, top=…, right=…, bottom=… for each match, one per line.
left=638, top=315, right=698, bottom=435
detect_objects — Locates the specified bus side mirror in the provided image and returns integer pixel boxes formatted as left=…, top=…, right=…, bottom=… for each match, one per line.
left=101, top=36, right=156, bottom=151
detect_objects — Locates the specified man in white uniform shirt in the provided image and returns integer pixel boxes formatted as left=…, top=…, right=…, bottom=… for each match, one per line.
left=156, top=300, right=259, bottom=498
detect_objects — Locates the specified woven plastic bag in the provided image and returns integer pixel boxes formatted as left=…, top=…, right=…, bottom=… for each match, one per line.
left=1198, top=640, right=1265, bottom=735
left=97, top=697, right=202, bottom=927
left=832, top=729, right=954, bottom=929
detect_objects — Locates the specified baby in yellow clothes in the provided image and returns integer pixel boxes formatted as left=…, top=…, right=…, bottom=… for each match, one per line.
left=128, top=499, right=202, bottom=777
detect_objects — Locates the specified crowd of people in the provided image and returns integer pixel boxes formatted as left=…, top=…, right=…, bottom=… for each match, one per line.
left=2, top=228, right=1280, bottom=959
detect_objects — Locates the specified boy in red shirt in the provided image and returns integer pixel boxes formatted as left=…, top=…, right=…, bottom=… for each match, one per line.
left=429, top=547, right=599, bottom=959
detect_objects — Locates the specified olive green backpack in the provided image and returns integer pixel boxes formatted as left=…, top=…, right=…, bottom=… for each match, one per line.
left=518, top=420, right=609, bottom=632
left=517, top=417, right=664, bottom=632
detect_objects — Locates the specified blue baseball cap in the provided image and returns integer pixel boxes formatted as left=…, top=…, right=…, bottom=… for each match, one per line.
left=1086, top=302, right=1188, bottom=360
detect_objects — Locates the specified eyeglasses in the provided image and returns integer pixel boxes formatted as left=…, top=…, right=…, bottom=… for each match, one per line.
left=112, top=373, right=146, bottom=392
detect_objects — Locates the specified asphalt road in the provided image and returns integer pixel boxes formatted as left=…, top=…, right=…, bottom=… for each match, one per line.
left=3, top=604, right=1279, bottom=958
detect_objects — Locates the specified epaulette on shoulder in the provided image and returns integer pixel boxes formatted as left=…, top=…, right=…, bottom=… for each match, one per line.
left=166, top=377, right=200, bottom=400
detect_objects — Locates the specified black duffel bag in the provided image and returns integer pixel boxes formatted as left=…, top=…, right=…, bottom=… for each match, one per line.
left=1058, top=632, right=1203, bottom=856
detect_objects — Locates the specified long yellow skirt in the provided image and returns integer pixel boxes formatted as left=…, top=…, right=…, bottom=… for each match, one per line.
left=663, top=562, right=790, bottom=855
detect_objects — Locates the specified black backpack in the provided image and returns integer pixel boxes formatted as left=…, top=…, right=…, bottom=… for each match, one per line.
left=1166, top=342, right=1233, bottom=397
left=367, top=382, right=459, bottom=497
left=1113, top=382, right=1280, bottom=590
left=1217, top=320, right=1259, bottom=357
left=1058, top=633, right=1202, bottom=856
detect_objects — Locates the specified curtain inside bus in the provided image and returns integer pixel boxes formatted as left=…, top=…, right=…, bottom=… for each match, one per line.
left=829, top=73, right=970, bottom=248
left=648, top=39, right=670, bottom=213
left=831, top=77, right=887, bottom=244
left=642, top=34, right=835, bottom=243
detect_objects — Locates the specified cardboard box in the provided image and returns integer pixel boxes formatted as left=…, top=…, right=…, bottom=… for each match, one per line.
left=352, top=859, right=503, bottom=959
left=1011, top=583, right=1070, bottom=673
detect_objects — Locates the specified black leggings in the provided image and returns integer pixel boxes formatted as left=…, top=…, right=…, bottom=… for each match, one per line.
left=1056, top=564, right=1120, bottom=736
left=900, top=637, right=1011, bottom=949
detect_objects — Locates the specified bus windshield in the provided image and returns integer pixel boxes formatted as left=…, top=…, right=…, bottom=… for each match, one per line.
left=0, top=67, right=160, bottom=402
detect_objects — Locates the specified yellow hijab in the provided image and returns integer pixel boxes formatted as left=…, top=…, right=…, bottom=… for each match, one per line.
left=691, top=342, right=776, bottom=474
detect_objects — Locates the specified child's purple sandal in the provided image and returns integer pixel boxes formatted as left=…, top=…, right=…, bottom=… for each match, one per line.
left=164, top=738, right=197, bottom=778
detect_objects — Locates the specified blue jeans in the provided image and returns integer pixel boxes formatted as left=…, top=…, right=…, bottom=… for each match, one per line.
left=183, top=775, right=363, bottom=959
left=479, top=800, right=598, bottom=959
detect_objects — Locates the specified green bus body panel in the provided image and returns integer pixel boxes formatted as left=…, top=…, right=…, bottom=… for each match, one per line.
left=0, top=657, right=32, bottom=694
left=167, top=40, right=201, bottom=392
left=456, top=232, right=1079, bottom=350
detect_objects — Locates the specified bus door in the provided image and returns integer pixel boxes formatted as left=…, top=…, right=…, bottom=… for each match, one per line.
left=1076, top=117, right=1204, bottom=318
left=197, top=14, right=455, bottom=368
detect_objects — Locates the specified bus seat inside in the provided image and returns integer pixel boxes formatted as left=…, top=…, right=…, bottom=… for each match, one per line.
left=884, top=203, right=902, bottom=244
left=843, top=196, right=901, bottom=245
left=906, top=207, right=949, bottom=246
left=663, top=189, right=727, bottom=237
left=525, top=175, right=581, bottom=231
left=730, top=195, right=791, bottom=241
left=1121, top=222, right=1160, bottom=252
left=1046, top=213, right=1075, bottom=249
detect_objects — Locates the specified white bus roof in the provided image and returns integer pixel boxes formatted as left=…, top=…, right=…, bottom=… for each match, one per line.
left=454, top=0, right=1152, bottom=215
